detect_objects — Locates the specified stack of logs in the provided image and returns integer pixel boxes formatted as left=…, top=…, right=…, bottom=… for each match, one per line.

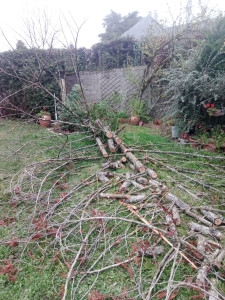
left=93, top=119, right=225, bottom=291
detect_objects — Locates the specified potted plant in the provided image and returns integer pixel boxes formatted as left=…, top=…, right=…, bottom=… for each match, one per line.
left=36, top=107, right=51, bottom=128
left=129, top=98, right=144, bottom=126
left=206, top=103, right=222, bottom=117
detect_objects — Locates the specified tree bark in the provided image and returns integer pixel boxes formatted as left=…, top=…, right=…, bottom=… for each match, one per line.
left=96, top=172, right=110, bottom=183
left=125, top=194, right=147, bottom=203
left=96, top=137, right=109, bottom=158
left=95, top=119, right=113, bottom=138
left=199, top=209, right=223, bottom=226
left=107, top=138, right=116, bottom=152
left=102, top=161, right=119, bottom=169
left=166, top=193, right=212, bottom=227
left=147, top=168, right=157, bottom=179
left=188, top=222, right=223, bottom=240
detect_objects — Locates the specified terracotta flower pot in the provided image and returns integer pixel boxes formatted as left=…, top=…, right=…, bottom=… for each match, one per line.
left=119, top=118, right=131, bottom=125
left=39, top=115, right=51, bottom=128
left=189, top=138, right=201, bottom=149
left=203, top=142, right=216, bottom=152
left=130, top=115, right=140, bottom=126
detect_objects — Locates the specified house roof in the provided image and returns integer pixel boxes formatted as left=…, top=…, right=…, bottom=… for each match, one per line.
left=121, top=14, right=165, bottom=40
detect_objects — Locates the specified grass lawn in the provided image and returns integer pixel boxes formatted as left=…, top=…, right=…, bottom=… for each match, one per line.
left=0, top=119, right=224, bottom=299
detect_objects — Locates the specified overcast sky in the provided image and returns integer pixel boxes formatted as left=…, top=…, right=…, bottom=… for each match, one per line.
left=0, top=0, right=225, bottom=51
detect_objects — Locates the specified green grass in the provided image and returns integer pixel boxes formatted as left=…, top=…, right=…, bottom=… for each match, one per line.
left=0, top=120, right=224, bottom=299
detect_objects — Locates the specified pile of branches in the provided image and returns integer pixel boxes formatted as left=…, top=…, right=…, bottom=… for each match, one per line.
left=1, top=115, right=224, bottom=300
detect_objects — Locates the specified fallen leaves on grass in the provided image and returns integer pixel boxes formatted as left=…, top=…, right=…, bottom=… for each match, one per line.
left=0, top=261, right=17, bottom=282
left=0, top=217, right=16, bottom=226
left=157, top=289, right=178, bottom=299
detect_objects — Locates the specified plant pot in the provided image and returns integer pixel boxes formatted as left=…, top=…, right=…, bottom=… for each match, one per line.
left=171, top=126, right=178, bottom=138
left=202, top=142, right=216, bottom=152
left=189, top=138, right=201, bottom=149
left=119, top=118, right=131, bottom=125
left=130, top=115, right=140, bottom=126
left=39, top=115, right=51, bottom=128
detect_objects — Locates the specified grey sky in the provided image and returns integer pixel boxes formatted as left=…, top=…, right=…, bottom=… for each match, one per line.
left=0, top=0, right=224, bottom=51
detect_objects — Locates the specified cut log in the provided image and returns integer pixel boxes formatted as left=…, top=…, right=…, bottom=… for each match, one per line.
left=96, top=172, right=110, bottom=183
left=102, top=162, right=119, bottom=169
left=107, top=139, right=116, bottom=152
left=197, top=234, right=207, bottom=253
left=165, top=213, right=178, bottom=242
left=208, top=279, right=220, bottom=300
left=196, top=264, right=210, bottom=287
left=118, top=180, right=132, bottom=192
left=125, top=173, right=131, bottom=179
left=138, top=246, right=165, bottom=257
left=188, top=222, right=223, bottom=240
left=116, top=161, right=125, bottom=169
left=112, top=134, right=122, bottom=145
left=121, top=156, right=127, bottom=163
left=125, top=194, right=147, bottom=203
left=96, top=137, right=108, bottom=158
left=149, top=180, right=169, bottom=192
left=147, top=168, right=157, bottom=179
left=171, top=206, right=181, bottom=226
left=137, top=177, right=148, bottom=185
left=125, top=151, right=146, bottom=173
left=99, top=193, right=130, bottom=199
left=215, top=249, right=225, bottom=264
left=119, top=143, right=129, bottom=154
left=199, top=209, right=223, bottom=226
left=131, top=180, right=143, bottom=190
left=196, top=235, right=221, bottom=288
left=95, top=119, right=113, bottom=138
left=166, top=193, right=212, bottom=227
left=99, top=193, right=147, bottom=204
left=128, top=163, right=137, bottom=171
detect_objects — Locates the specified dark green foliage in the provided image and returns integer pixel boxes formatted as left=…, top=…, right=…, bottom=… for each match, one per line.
left=0, top=48, right=64, bottom=117
left=90, top=92, right=125, bottom=130
left=89, top=38, right=141, bottom=70
left=163, top=16, right=225, bottom=132
left=57, top=85, right=87, bottom=131
left=98, top=10, right=142, bottom=43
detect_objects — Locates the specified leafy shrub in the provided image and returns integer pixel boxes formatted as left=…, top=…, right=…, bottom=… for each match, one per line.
left=90, top=92, right=124, bottom=130
left=162, top=16, right=225, bottom=133
left=58, top=85, right=87, bottom=131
